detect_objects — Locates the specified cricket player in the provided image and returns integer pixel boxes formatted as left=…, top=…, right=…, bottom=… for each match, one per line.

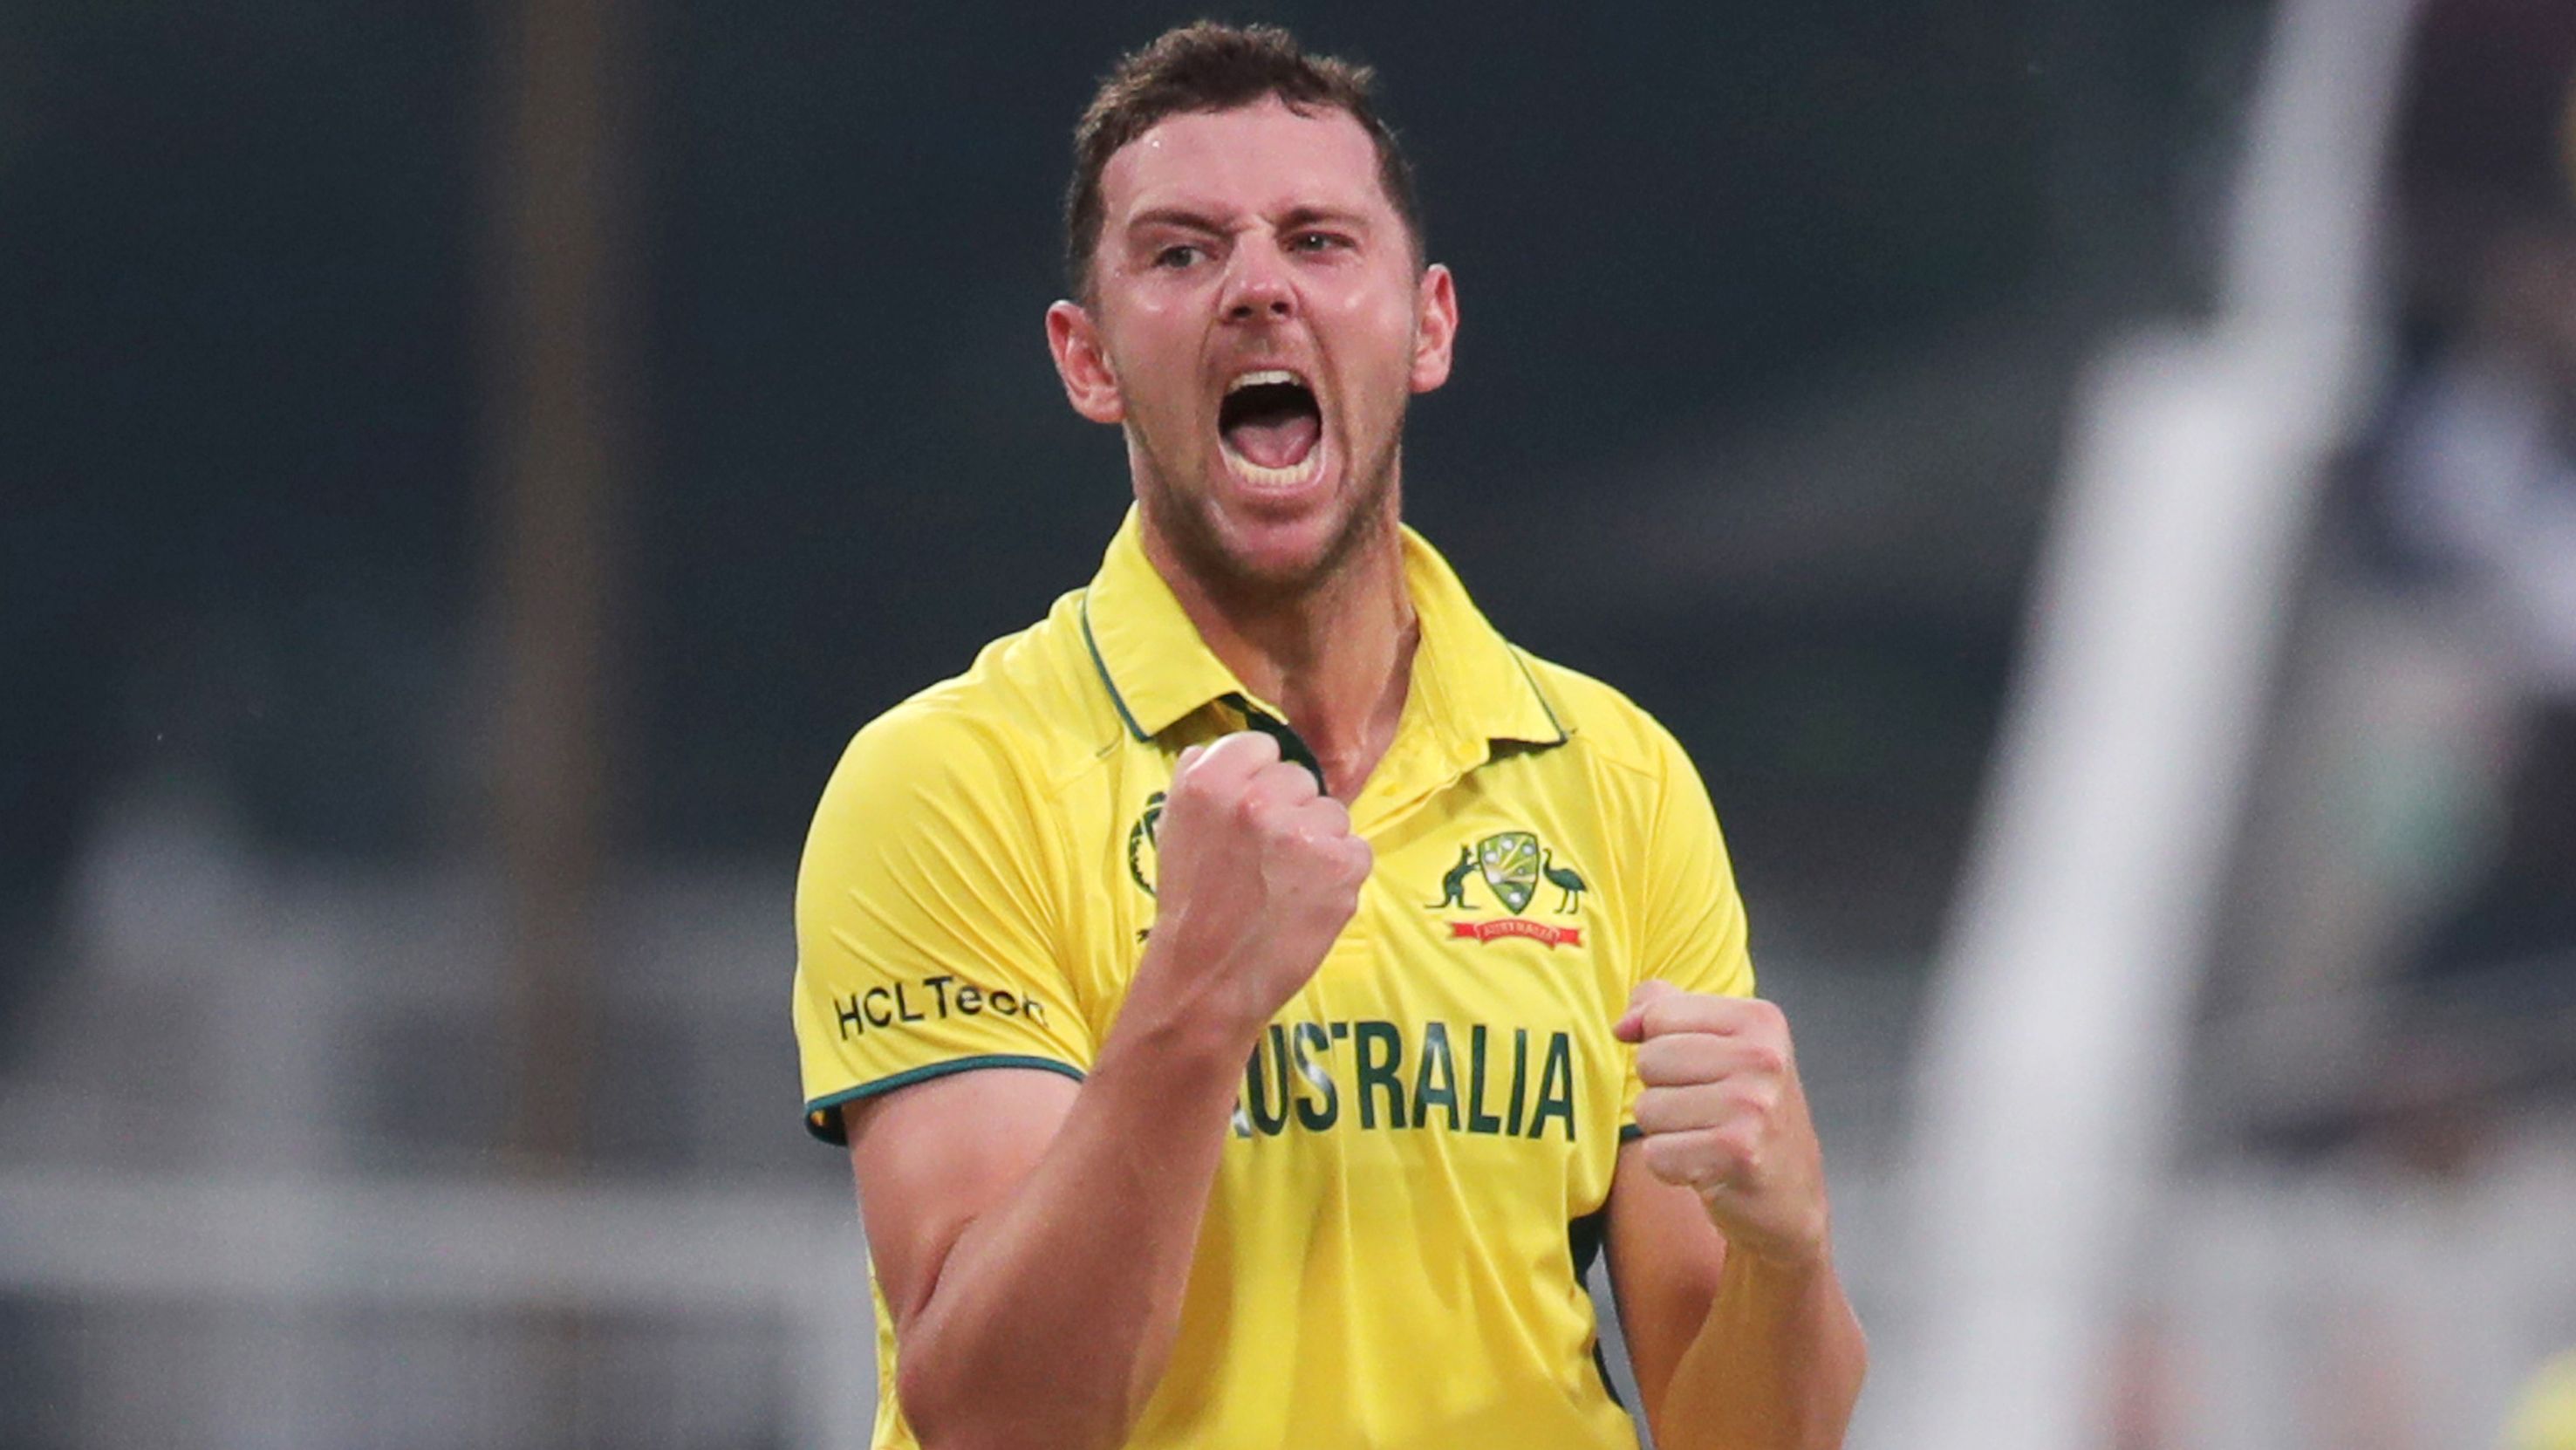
left=792, top=21, right=1866, bottom=1449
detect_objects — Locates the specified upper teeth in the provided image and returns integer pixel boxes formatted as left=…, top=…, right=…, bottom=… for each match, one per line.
left=1227, top=368, right=1302, bottom=394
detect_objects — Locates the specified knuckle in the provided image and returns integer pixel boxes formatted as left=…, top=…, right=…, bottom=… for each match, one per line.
left=1641, top=998, right=1680, bottom=1037
left=1745, top=1081, right=1782, bottom=1120
left=1718, top=1083, right=1777, bottom=1132
left=1341, top=841, right=1374, bottom=883
left=1716, top=1127, right=1762, bottom=1177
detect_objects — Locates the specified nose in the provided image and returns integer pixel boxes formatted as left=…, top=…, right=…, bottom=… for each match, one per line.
left=1220, top=242, right=1297, bottom=324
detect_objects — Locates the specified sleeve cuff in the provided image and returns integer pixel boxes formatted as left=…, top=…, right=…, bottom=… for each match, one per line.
left=803, top=1053, right=1088, bottom=1146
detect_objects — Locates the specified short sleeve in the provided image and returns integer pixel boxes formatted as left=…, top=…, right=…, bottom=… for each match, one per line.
left=1621, top=723, right=1758, bottom=1135
left=790, top=705, right=1096, bottom=1145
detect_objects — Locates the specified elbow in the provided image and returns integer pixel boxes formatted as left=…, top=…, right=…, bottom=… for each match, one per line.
left=899, top=1358, right=1132, bottom=1450
left=894, top=1360, right=1005, bottom=1450
left=907, top=1415, right=1124, bottom=1450
left=1809, top=1304, right=1869, bottom=1450
left=1844, top=1314, right=1872, bottom=1409
left=896, top=1358, right=997, bottom=1450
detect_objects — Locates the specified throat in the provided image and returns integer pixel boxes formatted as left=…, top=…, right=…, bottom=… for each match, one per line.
left=1259, top=607, right=1420, bottom=803
left=1145, top=510, right=1418, bottom=797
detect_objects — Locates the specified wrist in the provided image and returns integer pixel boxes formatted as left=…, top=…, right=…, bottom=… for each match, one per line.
left=1106, top=950, right=1267, bottom=1078
left=1708, top=1202, right=1834, bottom=1274
left=1128, top=927, right=1277, bottom=1048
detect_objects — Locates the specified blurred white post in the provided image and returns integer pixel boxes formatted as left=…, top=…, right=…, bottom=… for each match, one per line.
left=1878, top=2, right=2417, bottom=1447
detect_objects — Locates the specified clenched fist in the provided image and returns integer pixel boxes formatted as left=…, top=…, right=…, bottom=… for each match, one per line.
left=1615, top=981, right=1830, bottom=1266
left=1141, top=730, right=1372, bottom=1036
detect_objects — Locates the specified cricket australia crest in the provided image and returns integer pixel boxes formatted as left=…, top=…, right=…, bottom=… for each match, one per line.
left=1476, top=831, right=1540, bottom=913
left=1426, top=829, right=1587, bottom=947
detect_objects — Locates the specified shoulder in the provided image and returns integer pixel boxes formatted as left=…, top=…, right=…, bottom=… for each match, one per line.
left=1512, top=649, right=1699, bottom=787
left=801, top=592, right=1134, bottom=888
left=817, top=588, right=1129, bottom=809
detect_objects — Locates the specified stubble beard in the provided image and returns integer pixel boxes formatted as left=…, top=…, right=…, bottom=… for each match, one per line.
left=1131, top=414, right=1406, bottom=617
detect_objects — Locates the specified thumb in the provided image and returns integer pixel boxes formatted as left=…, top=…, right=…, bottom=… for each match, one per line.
left=1614, top=979, right=1681, bottom=1044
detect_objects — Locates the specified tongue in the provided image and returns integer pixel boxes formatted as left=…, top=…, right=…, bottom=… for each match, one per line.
left=1227, top=413, right=1321, bottom=471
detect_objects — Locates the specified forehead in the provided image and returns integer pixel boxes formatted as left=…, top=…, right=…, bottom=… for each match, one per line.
left=1100, top=94, right=1391, bottom=225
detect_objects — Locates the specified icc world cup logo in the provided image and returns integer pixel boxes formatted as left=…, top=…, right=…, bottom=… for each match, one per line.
left=1127, top=790, right=1166, bottom=897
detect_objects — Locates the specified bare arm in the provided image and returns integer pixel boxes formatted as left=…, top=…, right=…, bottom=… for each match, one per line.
left=847, top=992, right=1247, bottom=1450
left=1609, top=987, right=1866, bottom=1450
left=1608, top=1147, right=1866, bottom=1450
left=846, top=731, right=1367, bottom=1450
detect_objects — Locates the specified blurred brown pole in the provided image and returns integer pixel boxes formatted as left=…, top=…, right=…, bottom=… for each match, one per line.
left=487, top=0, right=630, bottom=1175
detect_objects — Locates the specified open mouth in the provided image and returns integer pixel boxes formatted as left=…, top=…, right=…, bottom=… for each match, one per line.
left=1217, top=368, right=1324, bottom=484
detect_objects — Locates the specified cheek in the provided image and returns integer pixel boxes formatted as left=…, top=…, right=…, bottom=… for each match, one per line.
left=1350, top=283, right=1418, bottom=344
left=1102, top=287, right=1199, bottom=359
left=1101, top=316, right=1197, bottom=411
left=1363, top=351, right=1424, bottom=421
left=1322, top=292, right=1423, bottom=406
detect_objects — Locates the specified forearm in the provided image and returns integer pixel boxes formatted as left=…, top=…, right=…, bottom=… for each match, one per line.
left=1656, top=1246, right=1867, bottom=1450
left=894, top=988, right=1247, bottom=1450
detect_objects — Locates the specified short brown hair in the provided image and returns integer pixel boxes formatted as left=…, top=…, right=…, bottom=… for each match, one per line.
left=1063, top=21, right=1423, bottom=297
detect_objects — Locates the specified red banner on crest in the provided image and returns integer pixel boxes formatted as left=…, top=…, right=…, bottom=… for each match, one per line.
left=1449, top=918, right=1582, bottom=948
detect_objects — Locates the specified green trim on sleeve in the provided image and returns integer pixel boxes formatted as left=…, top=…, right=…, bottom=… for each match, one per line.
left=1617, top=1121, right=1644, bottom=1144
left=803, top=1055, right=1089, bottom=1146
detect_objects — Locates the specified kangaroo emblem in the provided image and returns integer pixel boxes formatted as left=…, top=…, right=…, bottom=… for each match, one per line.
left=1425, top=845, right=1476, bottom=909
left=1541, top=849, right=1587, bottom=914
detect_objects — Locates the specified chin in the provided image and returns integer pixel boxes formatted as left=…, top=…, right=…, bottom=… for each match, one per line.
left=1206, top=504, right=1347, bottom=588
left=1220, top=525, right=1349, bottom=592
left=1158, top=486, right=1364, bottom=600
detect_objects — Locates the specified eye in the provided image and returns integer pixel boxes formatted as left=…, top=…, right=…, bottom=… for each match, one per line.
left=1289, top=230, right=1351, bottom=255
left=1152, top=243, right=1205, bottom=270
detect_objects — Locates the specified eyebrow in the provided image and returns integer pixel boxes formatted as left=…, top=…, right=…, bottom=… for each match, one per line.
left=1275, top=205, right=1371, bottom=233
left=1120, top=204, right=1375, bottom=238
left=1123, top=207, right=1227, bottom=238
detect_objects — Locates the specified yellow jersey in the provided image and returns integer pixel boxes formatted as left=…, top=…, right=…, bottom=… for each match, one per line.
left=791, top=508, right=1755, bottom=1449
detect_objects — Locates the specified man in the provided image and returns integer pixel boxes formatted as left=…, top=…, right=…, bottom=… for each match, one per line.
left=791, top=22, right=1865, bottom=1450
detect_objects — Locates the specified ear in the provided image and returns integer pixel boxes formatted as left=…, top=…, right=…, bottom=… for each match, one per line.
left=1047, top=300, right=1125, bottom=424
left=1408, top=263, right=1459, bottom=395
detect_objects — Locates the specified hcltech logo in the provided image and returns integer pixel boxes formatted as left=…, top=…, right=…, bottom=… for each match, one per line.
left=1425, top=831, right=1587, bottom=947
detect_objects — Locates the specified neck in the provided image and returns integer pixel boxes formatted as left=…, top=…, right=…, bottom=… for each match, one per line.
left=1143, top=505, right=1418, bottom=800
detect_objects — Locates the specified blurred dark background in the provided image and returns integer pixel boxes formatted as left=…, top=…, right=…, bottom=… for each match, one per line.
left=3, top=1, right=2244, bottom=991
